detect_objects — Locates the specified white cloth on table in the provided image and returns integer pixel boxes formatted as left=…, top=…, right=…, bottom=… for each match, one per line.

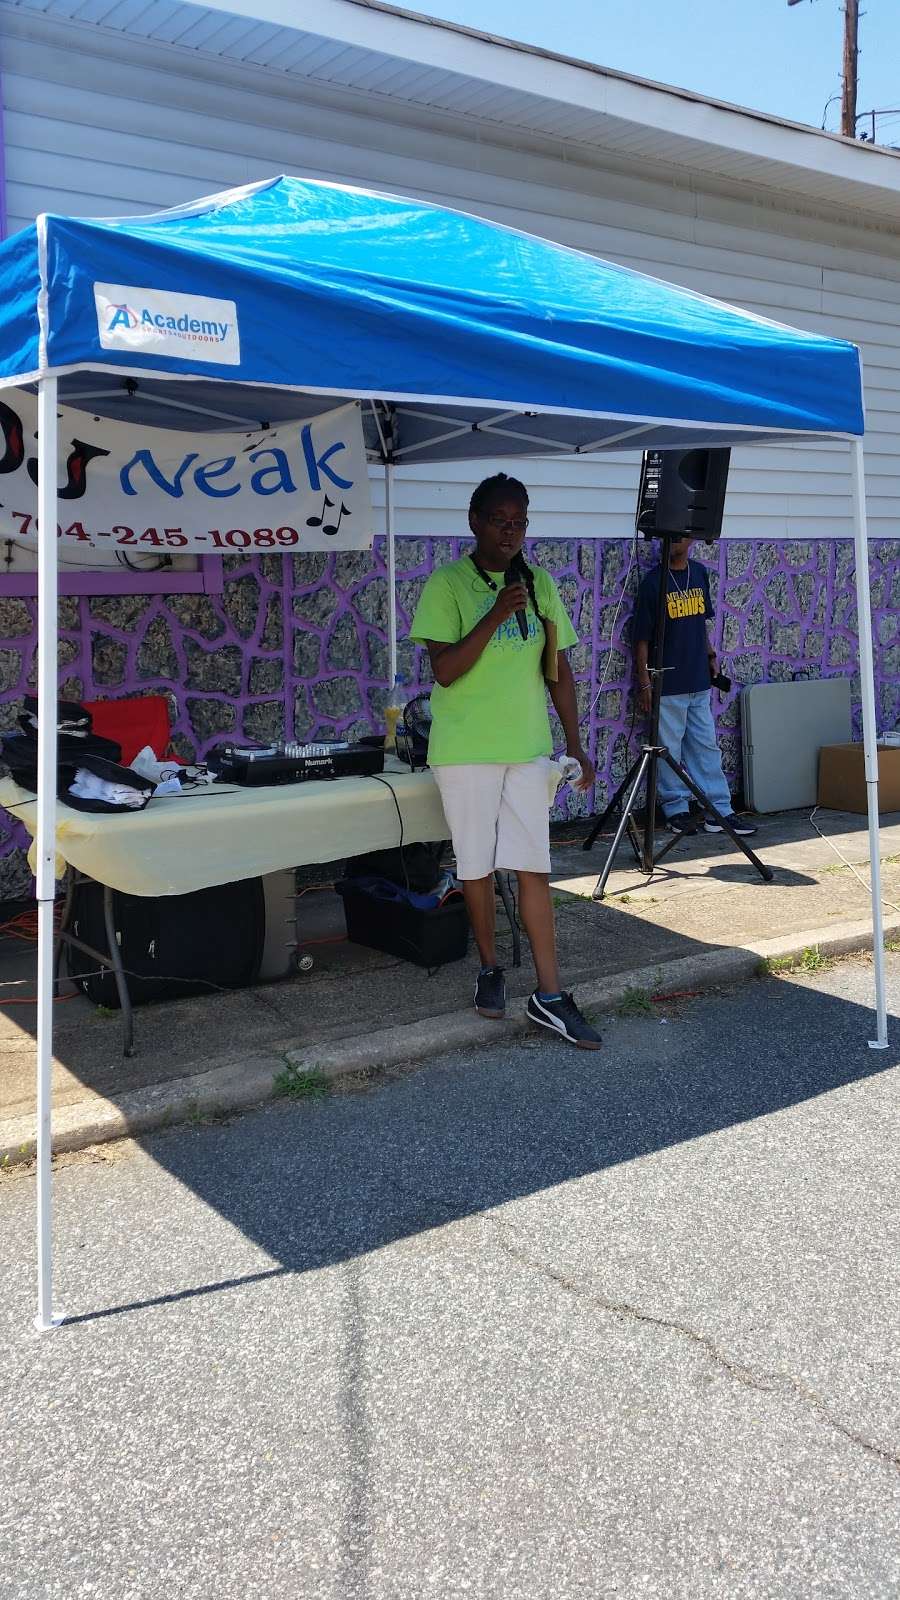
left=68, top=770, right=147, bottom=808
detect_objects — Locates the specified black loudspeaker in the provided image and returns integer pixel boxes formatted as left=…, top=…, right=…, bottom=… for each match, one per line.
left=636, top=448, right=731, bottom=541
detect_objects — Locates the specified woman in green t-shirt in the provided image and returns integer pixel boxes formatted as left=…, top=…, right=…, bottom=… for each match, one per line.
left=410, top=473, right=601, bottom=1050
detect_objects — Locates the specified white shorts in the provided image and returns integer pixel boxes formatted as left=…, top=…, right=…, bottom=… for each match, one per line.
left=432, top=758, right=557, bottom=879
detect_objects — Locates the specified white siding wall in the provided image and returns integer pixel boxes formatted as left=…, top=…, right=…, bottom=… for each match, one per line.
left=3, top=8, right=900, bottom=541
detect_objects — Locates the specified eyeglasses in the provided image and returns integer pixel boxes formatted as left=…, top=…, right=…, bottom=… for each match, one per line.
left=485, top=514, right=528, bottom=533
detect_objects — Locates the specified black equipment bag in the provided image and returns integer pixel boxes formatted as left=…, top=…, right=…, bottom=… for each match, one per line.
left=1, top=730, right=126, bottom=802
left=343, top=840, right=445, bottom=895
left=3, top=694, right=128, bottom=806
left=59, top=752, right=154, bottom=814
left=66, top=877, right=266, bottom=1007
left=21, top=694, right=93, bottom=736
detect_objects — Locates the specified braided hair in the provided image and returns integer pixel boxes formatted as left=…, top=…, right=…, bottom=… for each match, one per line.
left=468, top=472, right=529, bottom=520
left=468, top=473, right=542, bottom=619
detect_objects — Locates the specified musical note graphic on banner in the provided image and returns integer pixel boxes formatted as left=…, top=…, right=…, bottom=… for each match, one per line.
left=306, top=493, right=334, bottom=529
left=323, top=502, right=351, bottom=537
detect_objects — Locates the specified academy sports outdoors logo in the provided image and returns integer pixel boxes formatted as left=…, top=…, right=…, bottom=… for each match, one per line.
left=106, top=302, right=229, bottom=345
left=94, top=283, right=240, bottom=366
left=107, top=305, right=139, bottom=330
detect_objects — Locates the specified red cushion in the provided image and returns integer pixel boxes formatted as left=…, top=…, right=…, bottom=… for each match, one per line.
left=84, top=695, right=173, bottom=766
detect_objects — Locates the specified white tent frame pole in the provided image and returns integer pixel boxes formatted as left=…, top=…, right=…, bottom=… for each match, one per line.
left=850, top=439, right=888, bottom=1050
left=65, top=388, right=267, bottom=429
left=385, top=462, right=398, bottom=684
left=35, top=375, right=65, bottom=1331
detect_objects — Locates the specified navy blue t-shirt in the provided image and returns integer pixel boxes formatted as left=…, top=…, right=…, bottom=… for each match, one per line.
left=632, top=559, right=714, bottom=697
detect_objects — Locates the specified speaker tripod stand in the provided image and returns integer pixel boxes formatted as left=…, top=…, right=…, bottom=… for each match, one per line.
left=582, top=535, right=773, bottom=901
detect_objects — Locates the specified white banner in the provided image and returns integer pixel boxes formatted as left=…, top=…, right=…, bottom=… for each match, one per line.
left=0, top=393, right=373, bottom=556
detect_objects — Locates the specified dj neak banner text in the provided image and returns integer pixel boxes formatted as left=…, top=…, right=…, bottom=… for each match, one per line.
left=0, top=394, right=373, bottom=556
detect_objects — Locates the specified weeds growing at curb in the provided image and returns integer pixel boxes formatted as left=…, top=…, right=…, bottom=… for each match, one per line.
left=758, top=945, right=834, bottom=978
left=551, top=893, right=586, bottom=913
left=1, top=1142, right=36, bottom=1172
left=617, top=985, right=654, bottom=1017
left=273, top=1062, right=330, bottom=1100
left=797, top=945, right=832, bottom=972
left=758, top=954, right=796, bottom=975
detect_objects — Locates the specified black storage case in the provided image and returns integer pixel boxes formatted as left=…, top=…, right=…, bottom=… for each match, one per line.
left=336, top=882, right=469, bottom=968
left=66, top=877, right=266, bottom=1007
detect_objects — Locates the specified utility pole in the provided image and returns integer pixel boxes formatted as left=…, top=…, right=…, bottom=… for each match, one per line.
left=841, top=0, right=859, bottom=136
left=788, top=0, right=860, bottom=138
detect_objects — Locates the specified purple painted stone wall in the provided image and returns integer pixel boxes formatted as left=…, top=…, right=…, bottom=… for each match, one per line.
left=0, top=535, right=897, bottom=896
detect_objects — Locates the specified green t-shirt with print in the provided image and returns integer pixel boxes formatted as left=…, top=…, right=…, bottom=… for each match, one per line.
left=409, top=554, right=578, bottom=766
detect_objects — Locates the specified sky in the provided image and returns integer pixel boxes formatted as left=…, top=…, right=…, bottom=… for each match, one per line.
left=420, top=0, right=900, bottom=143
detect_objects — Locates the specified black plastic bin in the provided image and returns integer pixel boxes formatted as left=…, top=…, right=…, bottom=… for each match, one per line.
left=336, top=881, right=469, bottom=968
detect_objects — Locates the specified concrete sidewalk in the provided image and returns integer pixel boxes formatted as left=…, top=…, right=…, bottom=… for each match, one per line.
left=1, top=804, right=898, bottom=1161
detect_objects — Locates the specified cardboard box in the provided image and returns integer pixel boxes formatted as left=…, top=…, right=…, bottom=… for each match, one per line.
left=817, top=743, right=900, bottom=814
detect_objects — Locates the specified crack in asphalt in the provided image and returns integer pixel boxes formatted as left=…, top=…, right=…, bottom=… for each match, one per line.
left=384, top=1178, right=900, bottom=1477
left=477, top=1211, right=900, bottom=1475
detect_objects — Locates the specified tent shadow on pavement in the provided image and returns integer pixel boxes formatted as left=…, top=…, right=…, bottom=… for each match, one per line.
left=58, top=960, right=896, bottom=1328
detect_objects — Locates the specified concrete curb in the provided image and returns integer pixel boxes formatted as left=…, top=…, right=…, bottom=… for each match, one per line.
left=2, top=914, right=897, bottom=1167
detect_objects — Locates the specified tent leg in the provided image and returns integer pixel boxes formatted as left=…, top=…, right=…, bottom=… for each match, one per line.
left=35, top=376, right=65, bottom=1332
left=385, top=463, right=398, bottom=684
left=850, top=440, right=888, bottom=1050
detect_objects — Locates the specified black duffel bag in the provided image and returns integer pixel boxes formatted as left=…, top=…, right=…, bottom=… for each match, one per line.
left=66, top=877, right=267, bottom=1007
left=1, top=735, right=150, bottom=811
left=2, top=726, right=123, bottom=786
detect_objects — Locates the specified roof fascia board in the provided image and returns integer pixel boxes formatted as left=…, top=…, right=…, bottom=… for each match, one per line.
left=11, top=11, right=900, bottom=258
left=195, top=0, right=900, bottom=195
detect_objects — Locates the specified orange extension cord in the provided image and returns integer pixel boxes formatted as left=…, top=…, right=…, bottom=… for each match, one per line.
left=0, top=905, right=77, bottom=1004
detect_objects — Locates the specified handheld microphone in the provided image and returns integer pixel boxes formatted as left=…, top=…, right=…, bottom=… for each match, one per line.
left=505, top=556, right=529, bottom=641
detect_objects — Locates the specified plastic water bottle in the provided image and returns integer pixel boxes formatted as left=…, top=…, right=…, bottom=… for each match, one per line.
left=384, top=675, right=406, bottom=752
left=558, top=755, right=583, bottom=787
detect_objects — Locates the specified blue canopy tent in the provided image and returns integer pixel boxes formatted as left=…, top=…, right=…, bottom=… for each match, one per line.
left=0, top=175, right=884, bottom=1330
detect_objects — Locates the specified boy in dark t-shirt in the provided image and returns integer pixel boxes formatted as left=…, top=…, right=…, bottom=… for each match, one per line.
left=632, top=538, right=756, bottom=837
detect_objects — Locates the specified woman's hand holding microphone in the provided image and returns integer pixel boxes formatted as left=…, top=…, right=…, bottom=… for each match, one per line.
left=489, top=582, right=529, bottom=626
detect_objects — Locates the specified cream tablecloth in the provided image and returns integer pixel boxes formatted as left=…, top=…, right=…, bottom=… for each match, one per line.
left=0, top=761, right=450, bottom=897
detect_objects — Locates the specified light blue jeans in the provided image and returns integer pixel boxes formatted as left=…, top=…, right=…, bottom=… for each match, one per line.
left=656, top=691, right=732, bottom=820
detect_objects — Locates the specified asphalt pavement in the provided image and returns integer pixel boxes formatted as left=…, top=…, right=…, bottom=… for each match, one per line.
left=2, top=952, right=899, bottom=1599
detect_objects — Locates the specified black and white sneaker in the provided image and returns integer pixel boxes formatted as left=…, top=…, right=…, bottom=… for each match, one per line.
left=474, top=965, right=506, bottom=1019
left=666, top=812, right=697, bottom=835
left=703, top=813, right=757, bottom=836
left=526, top=991, right=602, bottom=1051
